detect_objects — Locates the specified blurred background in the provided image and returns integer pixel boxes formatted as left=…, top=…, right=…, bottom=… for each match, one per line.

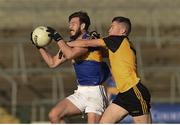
left=0, top=0, right=180, bottom=123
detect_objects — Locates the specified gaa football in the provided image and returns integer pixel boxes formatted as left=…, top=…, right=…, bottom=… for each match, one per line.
left=31, top=26, right=52, bottom=47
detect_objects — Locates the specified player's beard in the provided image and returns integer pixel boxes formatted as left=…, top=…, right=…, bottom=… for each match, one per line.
left=70, top=27, right=82, bottom=41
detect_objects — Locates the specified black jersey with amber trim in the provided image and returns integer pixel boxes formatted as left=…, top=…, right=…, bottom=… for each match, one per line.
left=101, top=36, right=140, bottom=92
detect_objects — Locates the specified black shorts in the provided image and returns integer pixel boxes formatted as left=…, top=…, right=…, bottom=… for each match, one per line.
left=112, top=82, right=151, bottom=117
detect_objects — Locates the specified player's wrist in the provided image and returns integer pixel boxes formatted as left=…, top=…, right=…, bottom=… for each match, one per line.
left=53, top=32, right=63, bottom=42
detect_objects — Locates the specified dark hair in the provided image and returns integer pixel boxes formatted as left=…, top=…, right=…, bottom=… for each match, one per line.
left=112, top=16, right=131, bottom=35
left=69, top=11, right=91, bottom=31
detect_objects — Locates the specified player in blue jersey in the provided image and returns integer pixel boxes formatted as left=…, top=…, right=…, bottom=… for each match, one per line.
left=31, top=11, right=110, bottom=123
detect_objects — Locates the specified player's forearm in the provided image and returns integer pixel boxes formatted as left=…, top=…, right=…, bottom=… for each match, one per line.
left=39, top=48, right=55, bottom=67
left=39, top=48, right=65, bottom=68
left=68, top=39, right=104, bottom=48
left=67, top=39, right=91, bottom=47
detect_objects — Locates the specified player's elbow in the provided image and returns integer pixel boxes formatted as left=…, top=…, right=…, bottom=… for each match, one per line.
left=64, top=54, right=72, bottom=60
left=47, top=61, right=58, bottom=68
left=48, top=64, right=57, bottom=68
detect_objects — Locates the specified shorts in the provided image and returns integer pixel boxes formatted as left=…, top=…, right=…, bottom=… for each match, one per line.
left=112, top=82, right=151, bottom=116
left=67, top=85, right=108, bottom=115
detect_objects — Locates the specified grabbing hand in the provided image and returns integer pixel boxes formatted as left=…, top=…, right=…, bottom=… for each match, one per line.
left=89, top=31, right=100, bottom=39
left=46, top=26, right=63, bottom=42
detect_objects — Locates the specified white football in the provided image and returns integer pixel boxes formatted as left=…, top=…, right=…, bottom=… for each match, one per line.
left=32, top=26, right=51, bottom=47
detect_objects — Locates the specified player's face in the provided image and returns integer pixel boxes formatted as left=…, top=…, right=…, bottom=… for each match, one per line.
left=69, top=17, right=82, bottom=38
left=108, top=21, right=124, bottom=36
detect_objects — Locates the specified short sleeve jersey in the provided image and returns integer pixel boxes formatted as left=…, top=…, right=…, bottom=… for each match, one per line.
left=100, top=36, right=140, bottom=92
left=71, top=33, right=110, bottom=85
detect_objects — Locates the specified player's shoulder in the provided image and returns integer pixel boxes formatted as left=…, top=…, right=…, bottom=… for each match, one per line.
left=102, top=35, right=127, bottom=52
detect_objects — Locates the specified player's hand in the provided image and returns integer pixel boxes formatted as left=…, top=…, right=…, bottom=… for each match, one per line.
left=30, top=32, right=41, bottom=49
left=46, top=26, right=63, bottom=42
left=89, top=31, right=100, bottom=39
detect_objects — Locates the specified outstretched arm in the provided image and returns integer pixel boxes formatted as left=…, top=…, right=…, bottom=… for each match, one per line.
left=67, top=39, right=106, bottom=48
left=56, top=40, right=88, bottom=60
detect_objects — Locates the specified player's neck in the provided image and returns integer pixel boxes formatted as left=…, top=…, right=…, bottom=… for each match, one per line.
left=77, top=31, right=88, bottom=39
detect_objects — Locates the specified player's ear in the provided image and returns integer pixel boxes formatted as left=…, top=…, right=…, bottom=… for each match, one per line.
left=81, top=23, right=85, bottom=30
left=121, top=28, right=127, bottom=35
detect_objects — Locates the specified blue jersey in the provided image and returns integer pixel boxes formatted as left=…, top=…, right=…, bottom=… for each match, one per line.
left=106, top=76, right=116, bottom=87
left=72, top=33, right=110, bottom=86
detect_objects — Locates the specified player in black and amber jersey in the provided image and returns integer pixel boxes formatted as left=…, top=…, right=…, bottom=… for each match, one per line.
left=67, top=16, right=152, bottom=123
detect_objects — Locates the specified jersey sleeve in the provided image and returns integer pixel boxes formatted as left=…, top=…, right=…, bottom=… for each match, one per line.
left=102, top=36, right=126, bottom=52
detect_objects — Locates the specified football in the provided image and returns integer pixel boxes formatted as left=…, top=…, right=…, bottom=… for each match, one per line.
left=31, top=26, right=52, bottom=47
